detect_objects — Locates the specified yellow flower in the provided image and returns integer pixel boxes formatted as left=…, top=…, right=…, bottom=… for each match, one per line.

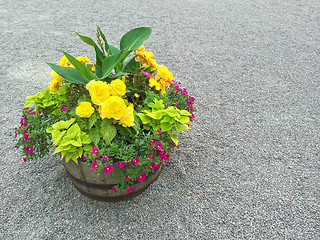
left=50, top=71, right=63, bottom=82
left=157, top=65, right=173, bottom=80
left=134, top=45, right=145, bottom=54
left=148, top=58, right=158, bottom=71
left=76, top=102, right=95, bottom=118
left=86, top=80, right=111, bottom=105
left=59, top=56, right=70, bottom=67
left=50, top=79, right=61, bottom=91
left=110, top=79, right=126, bottom=97
left=149, top=78, right=157, bottom=88
left=119, top=103, right=134, bottom=127
left=100, top=96, right=127, bottom=120
left=76, top=56, right=91, bottom=65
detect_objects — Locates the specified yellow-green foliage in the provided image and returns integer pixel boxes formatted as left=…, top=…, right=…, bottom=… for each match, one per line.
left=46, top=118, right=92, bottom=163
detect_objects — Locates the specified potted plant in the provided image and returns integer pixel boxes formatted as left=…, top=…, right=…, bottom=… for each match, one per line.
left=14, top=26, right=195, bottom=201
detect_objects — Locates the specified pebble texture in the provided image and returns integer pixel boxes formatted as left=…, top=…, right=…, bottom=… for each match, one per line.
left=1, top=0, right=320, bottom=239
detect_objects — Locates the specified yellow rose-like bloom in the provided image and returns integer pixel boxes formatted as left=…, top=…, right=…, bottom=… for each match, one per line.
left=119, top=103, right=134, bottom=127
left=110, top=79, right=126, bottom=97
left=50, top=71, right=63, bottom=82
left=86, top=80, right=111, bottom=105
left=157, top=65, right=173, bottom=80
left=149, top=78, right=157, bottom=88
left=76, top=102, right=95, bottom=118
left=100, top=96, right=127, bottom=120
left=76, top=56, right=91, bottom=65
left=50, top=79, right=61, bottom=91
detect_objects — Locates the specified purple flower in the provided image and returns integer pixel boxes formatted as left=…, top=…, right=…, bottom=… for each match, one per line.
left=24, top=146, right=34, bottom=153
left=137, top=174, right=146, bottom=182
left=133, top=157, right=140, bottom=165
left=60, top=104, right=68, bottom=111
left=92, top=146, right=99, bottom=154
left=103, top=165, right=113, bottom=173
left=126, top=186, right=134, bottom=194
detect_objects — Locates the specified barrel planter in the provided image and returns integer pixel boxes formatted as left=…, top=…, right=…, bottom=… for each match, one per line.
left=63, top=159, right=163, bottom=202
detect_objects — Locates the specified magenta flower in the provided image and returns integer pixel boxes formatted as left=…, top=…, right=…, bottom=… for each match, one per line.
left=125, top=175, right=132, bottom=181
left=24, top=135, right=29, bottom=141
left=60, top=104, right=68, bottom=111
left=22, top=121, right=28, bottom=127
left=150, top=163, right=157, bottom=170
left=149, top=138, right=157, bottom=145
left=22, top=130, right=28, bottom=136
left=112, top=187, right=117, bottom=193
left=133, top=157, right=140, bottom=165
left=96, top=157, right=102, bottom=161
left=177, top=145, right=180, bottom=149
left=157, top=130, right=162, bottom=134
left=147, top=155, right=152, bottom=161
left=83, top=156, right=87, bottom=161
left=92, top=159, right=99, bottom=169
left=116, top=161, right=124, bottom=168
left=163, top=155, right=170, bottom=161
left=14, top=131, right=17, bottom=138
left=92, top=146, right=99, bottom=154
left=137, top=174, right=146, bottom=182
left=155, top=162, right=161, bottom=168
left=156, top=142, right=163, bottom=150
left=103, top=165, right=113, bottom=173
left=103, top=155, right=109, bottom=161
left=126, top=186, right=134, bottom=194
left=150, top=147, right=154, bottom=152
left=23, top=158, right=27, bottom=162
left=24, top=146, right=34, bottom=153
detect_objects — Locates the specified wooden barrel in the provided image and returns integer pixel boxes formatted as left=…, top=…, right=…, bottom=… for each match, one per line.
left=62, top=159, right=163, bottom=202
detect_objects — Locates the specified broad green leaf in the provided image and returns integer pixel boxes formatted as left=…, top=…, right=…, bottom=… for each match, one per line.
left=160, top=122, right=172, bottom=132
left=120, top=27, right=152, bottom=51
left=52, top=130, right=66, bottom=145
left=47, top=63, right=89, bottom=85
left=161, top=115, right=172, bottom=123
left=80, top=134, right=91, bottom=145
left=122, top=57, right=140, bottom=73
left=178, top=116, right=191, bottom=124
left=52, top=118, right=75, bottom=130
left=101, top=51, right=124, bottom=78
left=62, top=51, right=97, bottom=81
left=100, top=119, right=117, bottom=144
left=165, top=106, right=178, bottom=117
left=108, top=44, right=120, bottom=55
left=24, top=95, right=36, bottom=107
left=60, top=136, right=72, bottom=147
left=75, top=31, right=95, bottom=46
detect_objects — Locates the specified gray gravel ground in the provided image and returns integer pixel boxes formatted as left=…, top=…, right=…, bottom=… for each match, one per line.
left=1, top=0, right=320, bottom=239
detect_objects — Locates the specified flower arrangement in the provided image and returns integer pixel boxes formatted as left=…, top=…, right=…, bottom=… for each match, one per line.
left=14, top=26, right=195, bottom=195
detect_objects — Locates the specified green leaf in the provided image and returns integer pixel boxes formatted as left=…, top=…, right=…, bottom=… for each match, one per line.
left=122, top=57, right=140, bottom=73
left=170, top=134, right=179, bottom=146
left=120, top=27, right=152, bottom=51
left=180, top=110, right=191, bottom=116
left=137, top=113, right=151, bottom=124
left=97, top=25, right=109, bottom=53
left=24, top=95, right=36, bottom=107
left=88, top=111, right=98, bottom=129
left=62, top=51, right=97, bottom=81
left=89, top=127, right=101, bottom=146
left=52, top=130, right=66, bottom=145
left=52, top=118, right=75, bottom=130
left=161, top=115, right=172, bottom=123
left=101, top=51, right=124, bottom=78
left=80, top=134, right=91, bottom=145
left=160, top=122, right=172, bottom=132
left=47, top=63, right=89, bottom=85
left=108, top=44, right=120, bottom=55
left=178, top=116, right=191, bottom=124
left=100, top=119, right=117, bottom=145
left=75, top=31, right=95, bottom=46
left=146, top=110, right=164, bottom=120
left=67, top=124, right=81, bottom=139
left=165, top=106, right=178, bottom=117
left=70, top=139, right=82, bottom=147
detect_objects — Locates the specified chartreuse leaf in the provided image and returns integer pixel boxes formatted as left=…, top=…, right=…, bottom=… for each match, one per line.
left=160, top=122, right=172, bottom=132
left=178, top=116, right=191, bottom=124
left=25, top=95, right=36, bottom=107
left=100, top=119, right=117, bottom=144
left=47, top=63, right=89, bottom=85
left=51, top=118, right=75, bottom=131
left=147, top=110, right=164, bottom=120
left=120, top=27, right=152, bottom=51
left=52, top=130, right=66, bottom=145
left=67, top=123, right=81, bottom=139
left=170, top=134, right=179, bottom=146
left=137, top=113, right=151, bottom=124
left=180, top=110, right=191, bottom=116
left=62, top=51, right=97, bottom=81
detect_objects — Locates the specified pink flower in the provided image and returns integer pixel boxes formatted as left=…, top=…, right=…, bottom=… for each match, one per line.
left=116, top=161, right=124, bottom=168
left=149, top=138, right=157, bottom=144
left=150, top=148, right=154, bottom=152
left=22, top=122, right=28, bottom=127
left=155, top=162, right=161, bottom=168
left=103, top=155, right=109, bottom=161
left=103, top=165, right=113, bottom=173
left=24, top=146, right=34, bottom=153
left=92, top=146, right=99, bottom=154
left=126, top=186, right=134, bottom=194
left=60, top=104, right=68, bottom=111
left=96, top=157, right=102, bottom=161
left=150, top=163, right=157, bottom=170
left=177, top=145, right=180, bottom=149
left=163, top=155, right=170, bottom=161
left=83, top=156, right=87, bottom=160
left=156, top=142, right=163, bottom=150
left=147, top=155, right=152, bottom=161
left=92, top=159, right=99, bottom=169
left=22, top=131, right=28, bottom=136
left=137, top=174, right=146, bottom=182
left=157, top=130, right=162, bottom=134
left=112, top=187, right=117, bottom=193
left=24, top=135, right=29, bottom=141
left=125, top=175, right=132, bottom=182
left=14, top=131, right=17, bottom=138
left=23, top=158, right=27, bottom=162
left=133, top=157, right=140, bottom=165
